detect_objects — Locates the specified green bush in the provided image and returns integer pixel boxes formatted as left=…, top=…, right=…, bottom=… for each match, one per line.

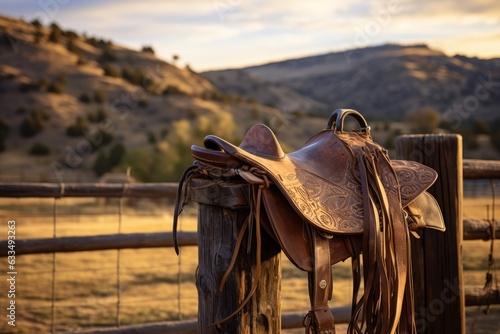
left=66, top=116, right=88, bottom=137
left=92, top=143, right=126, bottom=177
left=115, top=148, right=171, bottom=182
left=29, top=143, right=51, bottom=156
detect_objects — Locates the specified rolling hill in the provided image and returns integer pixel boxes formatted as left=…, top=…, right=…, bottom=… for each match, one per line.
left=0, top=15, right=316, bottom=182
left=202, top=44, right=500, bottom=120
left=0, top=14, right=499, bottom=183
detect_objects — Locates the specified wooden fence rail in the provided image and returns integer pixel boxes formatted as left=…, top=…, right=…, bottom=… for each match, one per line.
left=0, top=182, right=178, bottom=198
left=0, top=219, right=497, bottom=257
left=0, top=157, right=498, bottom=199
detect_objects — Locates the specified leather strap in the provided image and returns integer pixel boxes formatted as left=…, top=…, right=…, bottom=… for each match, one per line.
left=347, top=143, right=412, bottom=334
left=304, top=226, right=335, bottom=334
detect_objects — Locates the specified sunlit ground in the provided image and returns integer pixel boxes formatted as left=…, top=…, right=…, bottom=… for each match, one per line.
left=0, top=196, right=498, bottom=333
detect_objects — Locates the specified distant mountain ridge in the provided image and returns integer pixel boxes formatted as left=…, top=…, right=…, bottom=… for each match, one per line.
left=202, top=44, right=500, bottom=120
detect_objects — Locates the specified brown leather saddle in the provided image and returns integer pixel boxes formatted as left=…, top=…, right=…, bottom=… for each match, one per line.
left=174, top=109, right=445, bottom=334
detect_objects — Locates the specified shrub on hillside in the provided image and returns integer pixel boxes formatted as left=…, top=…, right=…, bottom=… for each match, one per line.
left=87, top=108, right=108, bottom=123
left=491, top=133, right=500, bottom=153
left=147, top=131, right=156, bottom=144
left=0, top=118, right=10, bottom=152
left=66, top=38, right=78, bottom=54
left=29, top=143, right=51, bottom=156
left=92, top=152, right=109, bottom=176
left=66, top=116, right=88, bottom=137
left=48, top=23, right=62, bottom=43
left=100, top=47, right=118, bottom=62
left=15, top=106, right=27, bottom=115
left=92, top=143, right=126, bottom=176
left=162, top=85, right=186, bottom=96
left=114, top=148, right=171, bottom=182
left=100, top=128, right=114, bottom=146
left=138, top=98, right=148, bottom=108
left=0, top=33, right=12, bottom=46
left=79, top=92, right=91, bottom=104
left=102, top=63, right=120, bottom=77
left=108, top=143, right=126, bottom=168
left=30, top=19, right=42, bottom=28
left=93, top=90, right=107, bottom=103
left=121, top=66, right=148, bottom=86
left=18, top=82, right=40, bottom=93
left=33, top=28, right=44, bottom=44
left=141, top=45, right=155, bottom=54
left=76, top=56, right=88, bottom=66
left=47, top=81, right=64, bottom=94
left=19, top=109, right=49, bottom=137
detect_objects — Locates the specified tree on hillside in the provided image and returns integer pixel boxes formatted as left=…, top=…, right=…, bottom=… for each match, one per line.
left=141, top=45, right=155, bottom=54
left=172, top=54, right=179, bottom=65
left=33, top=27, right=44, bottom=44
left=48, top=22, right=62, bottom=43
left=405, top=107, right=440, bottom=134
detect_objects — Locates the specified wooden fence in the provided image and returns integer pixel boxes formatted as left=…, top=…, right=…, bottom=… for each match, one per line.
left=1, top=152, right=500, bottom=333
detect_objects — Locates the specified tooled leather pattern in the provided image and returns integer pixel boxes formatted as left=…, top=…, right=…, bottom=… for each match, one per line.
left=393, top=160, right=437, bottom=204
left=282, top=163, right=365, bottom=233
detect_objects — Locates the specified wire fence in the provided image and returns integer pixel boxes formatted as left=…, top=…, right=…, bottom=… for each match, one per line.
left=0, top=194, right=201, bottom=333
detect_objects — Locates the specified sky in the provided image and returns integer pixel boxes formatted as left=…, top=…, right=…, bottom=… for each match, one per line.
left=2, top=0, right=500, bottom=71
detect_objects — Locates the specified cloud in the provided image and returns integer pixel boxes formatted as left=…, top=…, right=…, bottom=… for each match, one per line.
left=1, top=0, right=499, bottom=70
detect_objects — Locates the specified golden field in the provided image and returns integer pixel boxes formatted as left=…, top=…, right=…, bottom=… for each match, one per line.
left=0, top=196, right=498, bottom=333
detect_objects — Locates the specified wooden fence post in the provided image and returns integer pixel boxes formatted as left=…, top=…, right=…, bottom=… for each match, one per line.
left=190, top=179, right=281, bottom=333
left=396, top=134, right=465, bottom=334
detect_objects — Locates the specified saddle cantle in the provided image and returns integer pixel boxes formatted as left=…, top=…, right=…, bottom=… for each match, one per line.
left=174, top=108, right=445, bottom=334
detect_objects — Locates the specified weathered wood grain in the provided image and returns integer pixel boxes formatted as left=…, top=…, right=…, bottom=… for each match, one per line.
left=397, top=134, right=465, bottom=334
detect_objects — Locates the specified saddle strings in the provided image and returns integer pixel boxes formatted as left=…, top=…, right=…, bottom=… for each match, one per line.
left=349, top=146, right=412, bottom=334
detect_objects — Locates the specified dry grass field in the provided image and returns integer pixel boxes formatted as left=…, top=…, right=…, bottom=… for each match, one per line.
left=0, top=195, right=498, bottom=333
